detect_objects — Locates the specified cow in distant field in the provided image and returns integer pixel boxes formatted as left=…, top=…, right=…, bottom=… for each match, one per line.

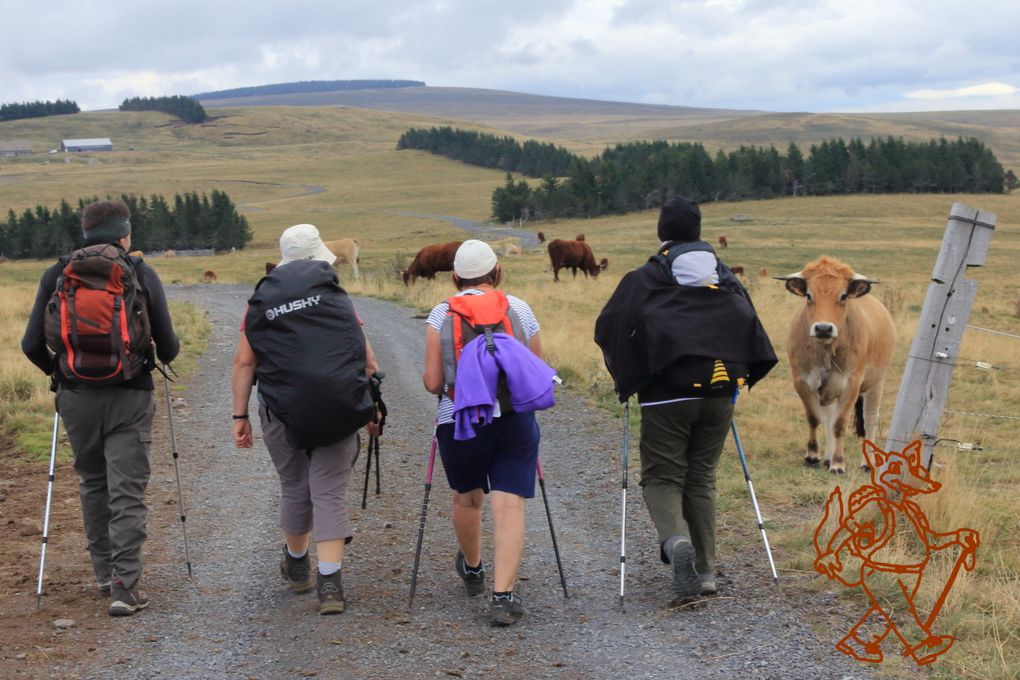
left=163, top=249, right=176, bottom=258
left=202, top=270, right=218, bottom=283
left=776, top=256, right=896, bottom=474
left=730, top=265, right=744, bottom=276
left=324, top=238, right=360, bottom=279
left=547, top=239, right=608, bottom=282
left=575, top=233, right=585, bottom=241
left=718, top=235, right=729, bottom=249
left=537, top=231, right=546, bottom=243
left=502, top=242, right=523, bottom=256
left=759, top=266, right=769, bottom=277
left=402, top=241, right=462, bottom=286
left=265, top=262, right=277, bottom=275
left=128, top=250, right=144, bottom=258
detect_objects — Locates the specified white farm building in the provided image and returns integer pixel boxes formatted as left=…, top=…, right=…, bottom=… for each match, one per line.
left=61, top=138, right=113, bottom=152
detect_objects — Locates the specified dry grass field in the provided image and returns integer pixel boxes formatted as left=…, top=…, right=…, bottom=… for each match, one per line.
left=2, top=103, right=1019, bottom=678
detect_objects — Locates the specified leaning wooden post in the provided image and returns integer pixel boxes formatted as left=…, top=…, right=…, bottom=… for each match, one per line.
left=884, top=203, right=996, bottom=469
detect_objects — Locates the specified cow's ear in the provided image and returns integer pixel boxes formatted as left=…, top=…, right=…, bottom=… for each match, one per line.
left=846, top=275, right=874, bottom=298
left=781, top=277, right=807, bottom=297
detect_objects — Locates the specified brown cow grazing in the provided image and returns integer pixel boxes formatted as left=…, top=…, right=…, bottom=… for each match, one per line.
left=537, top=231, right=546, bottom=243
left=776, top=256, right=896, bottom=474
left=575, top=233, right=585, bottom=241
left=718, top=235, right=729, bottom=249
left=730, top=265, right=745, bottom=276
left=547, top=239, right=608, bottom=282
left=163, top=249, right=176, bottom=258
left=202, top=270, right=218, bottom=283
left=265, top=262, right=277, bottom=275
left=402, top=241, right=462, bottom=286
left=758, top=266, right=769, bottom=277
left=323, top=238, right=360, bottom=279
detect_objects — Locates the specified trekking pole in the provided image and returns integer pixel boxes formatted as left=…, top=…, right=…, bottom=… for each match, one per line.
left=36, top=411, right=60, bottom=609
left=536, top=459, right=569, bottom=598
left=362, top=373, right=387, bottom=509
left=619, top=399, right=630, bottom=611
left=408, top=423, right=438, bottom=612
left=360, top=435, right=374, bottom=510
left=161, top=365, right=193, bottom=578
left=730, top=419, right=779, bottom=587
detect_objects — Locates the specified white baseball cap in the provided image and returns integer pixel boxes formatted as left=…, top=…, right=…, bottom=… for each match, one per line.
left=279, top=224, right=337, bottom=265
left=454, top=239, right=498, bottom=279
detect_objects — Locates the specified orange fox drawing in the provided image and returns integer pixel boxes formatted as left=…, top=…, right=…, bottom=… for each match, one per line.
left=813, top=440, right=979, bottom=666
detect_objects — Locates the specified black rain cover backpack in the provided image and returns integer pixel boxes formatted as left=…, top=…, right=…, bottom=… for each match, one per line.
left=245, top=259, right=374, bottom=450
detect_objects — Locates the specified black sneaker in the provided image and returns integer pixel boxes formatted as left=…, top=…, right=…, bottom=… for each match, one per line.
left=490, top=592, right=525, bottom=626
left=455, top=551, right=485, bottom=597
left=108, top=583, right=149, bottom=616
left=316, top=570, right=345, bottom=615
left=279, top=547, right=313, bottom=594
left=670, top=538, right=702, bottom=598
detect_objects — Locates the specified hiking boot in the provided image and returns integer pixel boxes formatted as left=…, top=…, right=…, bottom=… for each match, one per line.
left=97, top=581, right=112, bottom=598
left=490, top=592, right=525, bottom=626
left=316, top=570, right=345, bottom=615
left=279, top=547, right=313, bottom=594
left=669, top=537, right=701, bottom=598
left=108, top=583, right=149, bottom=616
left=698, top=572, right=717, bottom=596
left=455, top=550, right=485, bottom=597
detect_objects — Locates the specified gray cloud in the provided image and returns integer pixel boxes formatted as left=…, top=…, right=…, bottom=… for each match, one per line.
left=1, top=0, right=1018, bottom=113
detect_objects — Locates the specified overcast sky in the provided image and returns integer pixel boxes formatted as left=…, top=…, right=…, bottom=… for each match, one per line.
left=3, top=0, right=1018, bottom=114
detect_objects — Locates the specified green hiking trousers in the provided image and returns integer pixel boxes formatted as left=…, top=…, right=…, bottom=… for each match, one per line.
left=639, top=397, right=733, bottom=576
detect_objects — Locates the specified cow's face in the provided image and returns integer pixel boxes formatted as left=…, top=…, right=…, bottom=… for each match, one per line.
left=776, top=257, right=874, bottom=344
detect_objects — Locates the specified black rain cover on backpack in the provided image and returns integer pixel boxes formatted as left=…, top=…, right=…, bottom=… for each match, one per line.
left=245, top=260, right=374, bottom=450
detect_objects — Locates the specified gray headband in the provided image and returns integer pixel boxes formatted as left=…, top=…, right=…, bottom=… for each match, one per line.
left=83, top=217, right=132, bottom=244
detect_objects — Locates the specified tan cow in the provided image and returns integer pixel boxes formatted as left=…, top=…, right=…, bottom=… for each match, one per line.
left=776, top=256, right=896, bottom=474
left=323, top=238, right=360, bottom=279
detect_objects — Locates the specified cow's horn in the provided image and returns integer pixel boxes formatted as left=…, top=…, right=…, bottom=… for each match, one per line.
left=851, top=272, right=879, bottom=283
left=773, top=271, right=803, bottom=281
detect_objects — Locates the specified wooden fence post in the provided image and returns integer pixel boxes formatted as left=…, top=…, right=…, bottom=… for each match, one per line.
left=884, top=203, right=996, bottom=469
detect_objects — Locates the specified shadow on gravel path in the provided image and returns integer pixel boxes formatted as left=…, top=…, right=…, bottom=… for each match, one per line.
left=68, top=284, right=887, bottom=680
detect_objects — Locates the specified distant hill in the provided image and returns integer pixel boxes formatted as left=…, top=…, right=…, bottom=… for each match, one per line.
left=193, top=84, right=1020, bottom=169
left=192, top=79, right=425, bottom=101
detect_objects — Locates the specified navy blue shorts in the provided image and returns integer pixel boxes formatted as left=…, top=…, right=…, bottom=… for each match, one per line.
left=436, top=411, right=540, bottom=498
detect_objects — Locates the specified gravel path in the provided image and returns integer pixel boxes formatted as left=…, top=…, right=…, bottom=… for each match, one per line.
left=64, top=283, right=885, bottom=680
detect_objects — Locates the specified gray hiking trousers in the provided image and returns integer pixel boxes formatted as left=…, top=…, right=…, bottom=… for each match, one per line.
left=58, top=387, right=155, bottom=590
left=639, top=397, right=733, bottom=576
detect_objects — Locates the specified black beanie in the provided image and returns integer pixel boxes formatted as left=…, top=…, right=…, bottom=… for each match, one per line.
left=657, top=196, right=701, bottom=243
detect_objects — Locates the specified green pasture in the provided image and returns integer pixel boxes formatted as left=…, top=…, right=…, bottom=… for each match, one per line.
left=2, top=105, right=1019, bottom=678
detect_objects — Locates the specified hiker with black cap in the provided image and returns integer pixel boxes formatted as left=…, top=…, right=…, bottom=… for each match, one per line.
left=422, top=239, right=554, bottom=626
left=22, top=199, right=180, bottom=616
left=595, top=196, right=777, bottom=600
left=231, top=223, right=381, bottom=615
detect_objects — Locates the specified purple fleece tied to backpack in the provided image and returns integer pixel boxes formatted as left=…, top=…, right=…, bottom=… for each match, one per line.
left=452, top=332, right=557, bottom=440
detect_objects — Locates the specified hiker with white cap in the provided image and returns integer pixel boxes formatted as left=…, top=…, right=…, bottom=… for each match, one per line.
left=232, top=223, right=382, bottom=615
left=422, top=238, right=552, bottom=626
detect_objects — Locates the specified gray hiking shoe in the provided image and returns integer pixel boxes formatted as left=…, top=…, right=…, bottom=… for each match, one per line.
left=108, top=583, right=149, bottom=616
left=699, top=573, right=718, bottom=596
left=669, top=537, right=702, bottom=598
left=490, top=592, right=525, bottom=626
left=280, top=547, right=313, bottom=594
left=316, top=570, right=345, bottom=615
left=455, top=550, right=485, bottom=597
left=97, top=581, right=112, bottom=598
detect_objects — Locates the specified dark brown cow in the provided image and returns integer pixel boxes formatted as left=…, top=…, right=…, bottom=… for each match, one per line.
left=718, top=235, right=729, bottom=249
left=265, top=262, right=277, bottom=275
left=202, top=270, right=218, bottom=283
left=547, top=239, right=608, bottom=282
left=730, top=265, right=744, bottom=275
left=402, top=241, right=462, bottom=286
left=537, top=231, right=546, bottom=243
left=575, top=233, right=585, bottom=241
